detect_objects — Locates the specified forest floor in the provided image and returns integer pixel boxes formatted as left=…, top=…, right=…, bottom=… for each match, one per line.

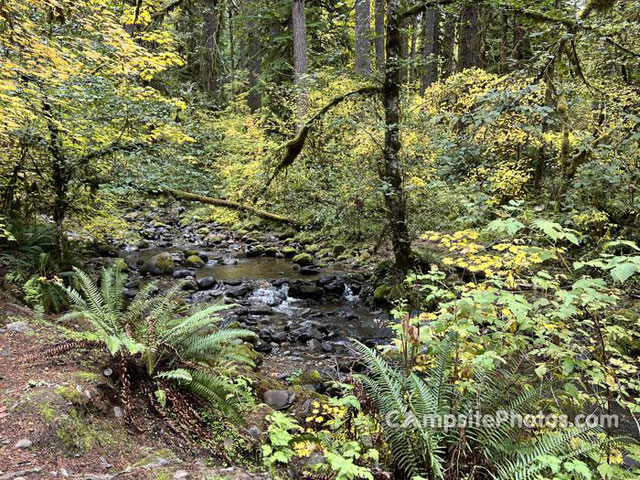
left=0, top=294, right=272, bottom=479
left=0, top=205, right=388, bottom=480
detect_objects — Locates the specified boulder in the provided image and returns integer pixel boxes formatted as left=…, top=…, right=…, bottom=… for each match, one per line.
left=6, top=321, right=34, bottom=334
left=197, top=277, right=217, bottom=290
left=172, top=269, right=193, bottom=279
left=282, top=246, right=297, bottom=257
left=246, top=245, right=265, bottom=257
left=225, top=285, right=250, bottom=298
left=140, top=252, right=175, bottom=276
left=288, top=282, right=323, bottom=299
left=299, top=265, right=321, bottom=275
left=184, top=255, right=205, bottom=268
left=204, top=234, right=224, bottom=246
left=263, top=390, right=296, bottom=411
left=292, top=253, right=314, bottom=267
left=323, top=282, right=345, bottom=296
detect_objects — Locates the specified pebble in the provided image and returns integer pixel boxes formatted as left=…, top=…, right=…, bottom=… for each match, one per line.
left=6, top=322, right=33, bottom=334
left=14, top=438, right=32, bottom=449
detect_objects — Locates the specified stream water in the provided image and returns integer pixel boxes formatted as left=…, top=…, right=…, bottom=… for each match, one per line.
left=113, top=213, right=394, bottom=380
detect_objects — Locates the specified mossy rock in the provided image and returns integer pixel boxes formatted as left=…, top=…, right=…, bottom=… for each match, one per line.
left=292, top=253, right=314, bottom=267
left=152, top=221, right=168, bottom=228
left=373, top=284, right=395, bottom=304
left=247, top=244, right=266, bottom=257
left=305, top=244, right=321, bottom=254
left=184, top=254, right=205, bottom=268
left=205, top=233, right=224, bottom=245
left=333, top=245, right=346, bottom=256
left=291, top=369, right=323, bottom=386
left=197, top=226, right=210, bottom=236
left=25, top=385, right=125, bottom=455
left=277, top=229, right=297, bottom=240
left=282, top=246, right=297, bottom=257
left=140, top=252, right=175, bottom=276
left=359, top=251, right=372, bottom=261
left=184, top=249, right=198, bottom=258
left=264, top=247, right=280, bottom=257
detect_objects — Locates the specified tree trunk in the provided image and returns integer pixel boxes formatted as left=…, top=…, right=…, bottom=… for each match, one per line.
left=382, top=0, right=412, bottom=273
left=246, top=0, right=262, bottom=111
left=499, top=11, right=508, bottom=73
left=441, top=11, right=455, bottom=78
left=374, top=0, right=386, bottom=73
left=201, top=0, right=222, bottom=95
left=513, top=14, right=531, bottom=64
left=457, top=2, right=482, bottom=71
left=399, top=15, right=411, bottom=84
left=409, top=13, right=418, bottom=86
left=355, top=0, right=372, bottom=75
left=292, top=0, right=309, bottom=121
left=43, top=103, right=68, bottom=256
left=421, top=7, right=439, bottom=95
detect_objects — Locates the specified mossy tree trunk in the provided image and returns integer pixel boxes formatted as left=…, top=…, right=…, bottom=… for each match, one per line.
left=382, top=0, right=412, bottom=273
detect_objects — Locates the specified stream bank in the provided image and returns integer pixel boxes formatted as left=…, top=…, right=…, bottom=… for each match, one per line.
left=94, top=205, right=395, bottom=403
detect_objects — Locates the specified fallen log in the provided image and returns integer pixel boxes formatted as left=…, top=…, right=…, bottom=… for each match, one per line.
left=160, top=189, right=301, bottom=228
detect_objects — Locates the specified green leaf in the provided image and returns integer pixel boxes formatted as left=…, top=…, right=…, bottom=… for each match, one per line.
left=156, top=369, right=193, bottom=382
left=535, top=364, right=548, bottom=378
left=610, top=262, right=639, bottom=283
left=154, top=389, right=167, bottom=408
left=487, top=218, right=525, bottom=235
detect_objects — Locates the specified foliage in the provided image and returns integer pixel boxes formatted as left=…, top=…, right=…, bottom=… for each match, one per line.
left=37, top=263, right=256, bottom=426
left=262, top=392, right=380, bottom=479
left=353, top=340, right=627, bottom=480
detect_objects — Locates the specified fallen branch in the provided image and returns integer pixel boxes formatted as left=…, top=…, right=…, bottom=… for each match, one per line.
left=255, top=86, right=382, bottom=200
left=160, top=189, right=301, bottom=228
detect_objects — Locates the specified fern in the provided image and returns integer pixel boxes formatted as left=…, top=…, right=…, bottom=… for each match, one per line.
left=353, top=340, right=614, bottom=480
left=41, top=264, right=257, bottom=431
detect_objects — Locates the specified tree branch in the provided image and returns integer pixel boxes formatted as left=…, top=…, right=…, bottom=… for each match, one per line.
left=255, top=86, right=382, bottom=200
left=159, top=189, right=301, bottom=227
left=80, top=141, right=148, bottom=165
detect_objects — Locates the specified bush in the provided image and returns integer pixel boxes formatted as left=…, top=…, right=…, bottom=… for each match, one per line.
left=35, top=263, right=257, bottom=431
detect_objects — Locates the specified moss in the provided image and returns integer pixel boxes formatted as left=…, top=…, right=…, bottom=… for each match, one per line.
left=185, top=254, right=205, bottom=268
left=305, top=244, right=321, bottom=254
left=205, top=234, right=224, bottom=244
left=282, top=246, right=297, bottom=257
left=73, top=371, right=102, bottom=383
left=135, top=448, right=178, bottom=468
left=55, top=410, right=121, bottom=454
left=55, top=385, right=84, bottom=403
left=292, top=253, right=313, bottom=267
left=278, top=229, right=297, bottom=240
left=184, top=248, right=198, bottom=257
left=373, top=284, right=392, bottom=304
left=292, top=369, right=323, bottom=386
left=333, top=245, right=346, bottom=256
left=264, top=247, right=279, bottom=257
